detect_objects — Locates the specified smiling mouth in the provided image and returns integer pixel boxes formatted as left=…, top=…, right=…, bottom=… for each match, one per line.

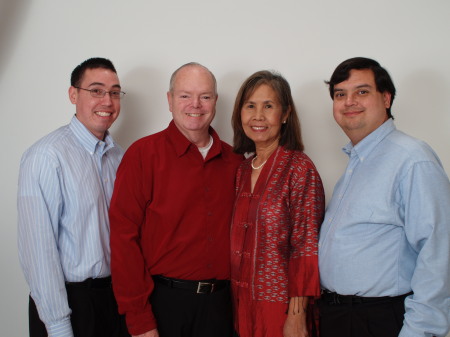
left=186, top=113, right=203, bottom=117
left=251, top=126, right=267, bottom=131
left=96, top=111, right=112, bottom=117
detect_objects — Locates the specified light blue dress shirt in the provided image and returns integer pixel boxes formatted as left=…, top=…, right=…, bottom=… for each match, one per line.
left=17, top=116, right=124, bottom=337
left=319, top=119, right=450, bottom=337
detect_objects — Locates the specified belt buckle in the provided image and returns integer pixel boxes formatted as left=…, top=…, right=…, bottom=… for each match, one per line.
left=197, top=281, right=214, bottom=294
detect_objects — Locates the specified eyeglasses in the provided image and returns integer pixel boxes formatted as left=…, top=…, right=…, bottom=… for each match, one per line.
left=74, top=87, right=126, bottom=99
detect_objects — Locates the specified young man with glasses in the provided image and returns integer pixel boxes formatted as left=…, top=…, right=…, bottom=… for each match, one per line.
left=18, top=57, right=130, bottom=337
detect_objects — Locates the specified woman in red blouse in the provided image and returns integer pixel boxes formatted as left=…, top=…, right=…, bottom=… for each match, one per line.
left=231, top=71, right=325, bottom=337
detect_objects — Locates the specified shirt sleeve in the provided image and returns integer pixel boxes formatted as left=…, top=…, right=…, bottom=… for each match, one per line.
left=17, top=151, right=74, bottom=337
left=109, top=144, right=157, bottom=335
left=398, top=161, right=450, bottom=337
left=288, top=161, right=325, bottom=298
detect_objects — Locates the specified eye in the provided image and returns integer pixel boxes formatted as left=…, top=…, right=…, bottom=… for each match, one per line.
left=245, top=104, right=254, bottom=109
left=201, top=95, right=211, bottom=100
left=334, top=92, right=345, bottom=99
left=110, top=91, right=121, bottom=98
left=264, top=104, right=272, bottom=109
left=91, top=89, right=104, bottom=95
left=358, top=90, right=369, bottom=95
left=180, top=95, right=189, bottom=98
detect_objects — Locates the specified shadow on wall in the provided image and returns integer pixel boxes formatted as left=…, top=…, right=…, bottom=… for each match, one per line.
left=110, top=66, right=169, bottom=150
left=0, top=0, right=31, bottom=78
left=212, top=70, right=248, bottom=145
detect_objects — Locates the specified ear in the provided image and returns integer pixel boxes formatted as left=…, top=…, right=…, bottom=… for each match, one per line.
left=69, top=86, right=77, bottom=104
left=282, top=105, right=291, bottom=123
left=167, top=91, right=173, bottom=112
left=383, top=92, right=391, bottom=109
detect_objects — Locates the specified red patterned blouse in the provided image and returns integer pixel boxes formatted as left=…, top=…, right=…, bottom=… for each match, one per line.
left=231, top=146, right=325, bottom=337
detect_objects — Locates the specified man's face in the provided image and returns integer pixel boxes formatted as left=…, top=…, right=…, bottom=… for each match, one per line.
left=167, top=66, right=217, bottom=142
left=332, top=69, right=391, bottom=145
left=69, top=68, right=121, bottom=140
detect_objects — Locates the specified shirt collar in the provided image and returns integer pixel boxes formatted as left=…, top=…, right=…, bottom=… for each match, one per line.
left=343, top=119, right=396, bottom=161
left=69, top=115, right=115, bottom=155
left=167, top=120, right=222, bottom=159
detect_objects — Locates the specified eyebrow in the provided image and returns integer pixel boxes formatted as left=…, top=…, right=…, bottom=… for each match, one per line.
left=244, top=99, right=275, bottom=104
left=87, top=82, right=121, bottom=89
left=334, top=84, right=373, bottom=92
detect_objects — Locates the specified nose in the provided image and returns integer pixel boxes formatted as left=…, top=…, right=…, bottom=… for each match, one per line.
left=100, top=92, right=114, bottom=106
left=345, top=94, right=357, bottom=106
left=192, top=96, right=201, bottom=108
left=253, top=106, right=264, bottom=120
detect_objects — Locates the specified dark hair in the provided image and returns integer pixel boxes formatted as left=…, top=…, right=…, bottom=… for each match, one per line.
left=70, top=57, right=117, bottom=87
left=326, top=57, right=396, bottom=119
left=232, top=70, right=304, bottom=154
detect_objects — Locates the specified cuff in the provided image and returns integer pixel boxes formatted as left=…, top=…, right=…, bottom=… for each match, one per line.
left=46, top=318, right=74, bottom=337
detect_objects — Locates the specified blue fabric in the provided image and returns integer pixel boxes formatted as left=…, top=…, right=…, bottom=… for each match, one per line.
left=18, top=116, right=124, bottom=336
left=319, top=119, right=450, bottom=336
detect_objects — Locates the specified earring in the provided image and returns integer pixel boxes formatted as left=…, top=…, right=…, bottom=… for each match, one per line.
left=282, top=120, right=286, bottom=124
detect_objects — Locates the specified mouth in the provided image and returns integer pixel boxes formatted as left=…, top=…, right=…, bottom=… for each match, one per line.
left=95, top=111, right=112, bottom=117
left=251, top=126, right=267, bottom=131
left=186, top=113, right=203, bottom=117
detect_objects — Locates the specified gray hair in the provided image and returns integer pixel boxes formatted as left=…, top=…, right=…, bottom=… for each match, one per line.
left=169, top=62, right=217, bottom=95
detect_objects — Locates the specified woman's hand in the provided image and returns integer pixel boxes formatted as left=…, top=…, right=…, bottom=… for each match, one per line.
left=132, top=328, right=159, bottom=337
left=283, top=296, right=309, bottom=337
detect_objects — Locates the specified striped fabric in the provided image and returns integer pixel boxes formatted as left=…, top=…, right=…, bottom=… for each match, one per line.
left=17, top=116, right=123, bottom=336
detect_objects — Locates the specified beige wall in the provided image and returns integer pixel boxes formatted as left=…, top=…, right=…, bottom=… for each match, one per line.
left=1, top=0, right=449, bottom=335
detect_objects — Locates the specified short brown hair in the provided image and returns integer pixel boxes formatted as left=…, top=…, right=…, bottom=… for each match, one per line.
left=232, top=70, right=304, bottom=154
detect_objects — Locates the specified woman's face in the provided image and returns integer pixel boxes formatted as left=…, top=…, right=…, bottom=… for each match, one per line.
left=241, top=84, right=285, bottom=149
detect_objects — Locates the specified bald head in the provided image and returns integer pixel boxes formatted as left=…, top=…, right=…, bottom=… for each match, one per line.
left=169, top=62, right=217, bottom=95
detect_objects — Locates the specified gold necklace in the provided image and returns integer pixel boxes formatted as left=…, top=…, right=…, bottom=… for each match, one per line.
left=251, top=156, right=267, bottom=170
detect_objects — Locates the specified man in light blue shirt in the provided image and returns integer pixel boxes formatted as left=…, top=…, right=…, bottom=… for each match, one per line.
left=319, top=57, right=450, bottom=337
left=18, top=58, right=130, bottom=337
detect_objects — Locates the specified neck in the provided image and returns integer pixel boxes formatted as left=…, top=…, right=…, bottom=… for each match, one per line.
left=177, top=126, right=211, bottom=147
left=255, top=139, right=279, bottom=162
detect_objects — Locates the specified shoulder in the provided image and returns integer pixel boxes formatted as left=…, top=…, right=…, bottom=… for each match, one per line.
left=124, top=129, right=168, bottom=156
left=384, top=129, right=443, bottom=166
left=280, top=147, right=319, bottom=172
left=21, top=125, right=73, bottom=161
left=219, top=140, right=244, bottom=165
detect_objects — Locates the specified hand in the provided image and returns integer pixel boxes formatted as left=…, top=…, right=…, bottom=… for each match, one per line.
left=283, top=296, right=309, bottom=337
left=283, top=312, right=308, bottom=337
left=132, top=329, right=159, bottom=337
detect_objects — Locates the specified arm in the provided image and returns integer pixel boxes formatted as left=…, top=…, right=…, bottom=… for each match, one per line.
left=287, top=161, right=325, bottom=297
left=110, top=145, right=157, bottom=335
left=398, top=161, right=450, bottom=337
left=17, top=152, right=74, bottom=337
left=283, top=297, right=309, bottom=337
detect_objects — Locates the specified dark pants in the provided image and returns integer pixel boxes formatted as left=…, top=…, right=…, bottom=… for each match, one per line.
left=318, top=292, right=408, bottom=337
left=150, top=277, right=233, bottom=337
left=29, top=278, right=130, bottom=337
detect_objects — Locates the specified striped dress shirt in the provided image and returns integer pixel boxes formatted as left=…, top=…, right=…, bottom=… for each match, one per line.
left=18, top=116, right=124, bottom=337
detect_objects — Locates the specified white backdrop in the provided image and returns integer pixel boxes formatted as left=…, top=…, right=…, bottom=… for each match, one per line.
left=1, top=0, right=449, bottom=335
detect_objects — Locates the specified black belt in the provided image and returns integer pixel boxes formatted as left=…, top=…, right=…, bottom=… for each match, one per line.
left=66, top=276, right=112, bottom=289
left=153, top=275, right=229, bottom=294
left=321, top=289, right=413, bottom=305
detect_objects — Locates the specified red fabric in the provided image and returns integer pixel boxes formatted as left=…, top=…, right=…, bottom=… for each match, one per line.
left=109, top=121, right=242, bottom=335
left=231, top=146, right=325, bottom=337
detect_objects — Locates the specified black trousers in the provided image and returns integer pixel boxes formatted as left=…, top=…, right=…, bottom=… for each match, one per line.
left=150, top=278, right=233, bottom=337
left=318, top=293, right=407, bottom=337
left=29, top=279, right=130, bottom=337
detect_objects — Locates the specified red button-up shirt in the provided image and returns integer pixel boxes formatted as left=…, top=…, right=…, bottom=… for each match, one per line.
left=110, top=121, right=242, bottom=334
